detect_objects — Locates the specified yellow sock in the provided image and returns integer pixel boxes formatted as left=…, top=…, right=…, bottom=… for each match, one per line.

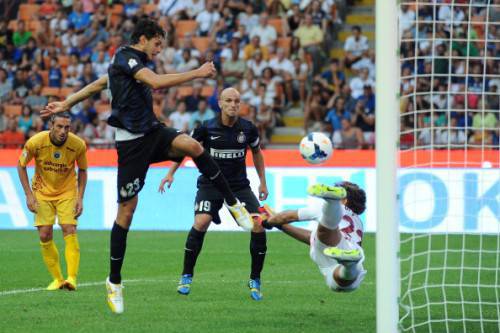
left=64, top=233, right=80, bottom=279
left=40, top=240, right=64, bottom=281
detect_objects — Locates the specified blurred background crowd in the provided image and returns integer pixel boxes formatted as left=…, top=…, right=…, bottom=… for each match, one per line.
left=0, top=0, right=498, bottom=150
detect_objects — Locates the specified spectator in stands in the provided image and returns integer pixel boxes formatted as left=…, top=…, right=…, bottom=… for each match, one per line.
left=25, top=84, right=48, bottom=113
left=469, top=129, right=495, bottom=147
left=40, top=0, right=59, bottom=19
left=250, top=82, right=274, bottom=110
left=212, top=20, right=233, bottom=47
left=269, top=48, right=294, bottom=103
left=12, top=66, right=32, bottom=100
left=72, top=99, right=96, bottom=125
left=332, top=118, right=364, bottom=149
left=351, top=100, right=375, bottom=148
left=261, top=67, right=282, bottom=106
left=50, top=9, right=69, bottom=37
left=243, top=35, right=270, bottom=61
left=85, top=19, right=110, bottom=51
left=0, top=67, right=12, bottom=102
left=249, top=13, right=278, bottom=48
left=294, top=14, right=324, bottom=74
left=18, top=105, right=36, bottom=135
left=175, top=33, right=201, bottom=61
left=159, top=0, right=187, bottom=18
left=184, top=83, right=203, bottom=112
left=349, top=68, right=374, bottom=99
left=68, top=1, right=91, bottom=33
left=189, top=98, right=215, bottom=130
left=123, top=0, right=140, bottom=18
left=317, top=58, right=345, bottom=93
left=222, top=43, right=246, bottom=86
left=303, top=81, right=327, bottom=131
left=92, top=51, right=110, bottom=77
left=175, top=48, right=200, bottom=73
left=48, top=57, right=63, bottom=88
left=78, top=63, right=97, bottom=87
left=324, top=96, right=351, bottom=133
left=238, top=4, right=259, bottom=35
left=310, top=0, right=328, bottom=31
left=255, top=103, right=275, bottom=147
left=94, top=113, right=115, bottom=147
left=246, top=49, right=268, bottom=78
left=13, top=21, right=32, bottom=49
left=0, top=118, right=25, bottom=148
left=169, top=101, right=191, bottom=133
left=399, top=4, right=415, bottom=36
left=344, top=25, right=369, bottom=67
left=351, top=48, right=375, bottom=80
left=437, top=117, right=467, bottom=147
left=196, top=0, right=221, bottom=37
left=472, top=102, right=498, bottom=132
left=290, top=56, right=308, bottom=103
left=239, top=69, right=258, bottom=103
left=286, top=4, right=302, bottom=34
left=185, top=0, right=206, bottom=19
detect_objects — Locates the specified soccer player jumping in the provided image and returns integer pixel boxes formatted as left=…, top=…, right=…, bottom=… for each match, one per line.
left=260, top=182, right=367, bottom=292
left=17, top=112, right=87, bottom=291
left=42, top=19, right=254, bottom=314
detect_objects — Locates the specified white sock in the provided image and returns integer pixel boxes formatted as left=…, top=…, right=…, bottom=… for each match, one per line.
left=319, top=199, right=344, bottom=229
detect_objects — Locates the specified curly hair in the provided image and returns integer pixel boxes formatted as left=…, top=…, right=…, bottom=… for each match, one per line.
left=337, top=181, right=366, bottom=215
left=131, top=18, right=165, bottom=44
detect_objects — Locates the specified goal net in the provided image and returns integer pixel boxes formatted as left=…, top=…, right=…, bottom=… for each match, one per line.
left=398, top=1, right=499, bottom=332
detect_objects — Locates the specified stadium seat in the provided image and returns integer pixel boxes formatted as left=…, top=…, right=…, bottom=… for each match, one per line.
left=268, top=18, right=285, bottom=37
left=58, top=55, right=69, bottom=68
left=201, top=86, right=214, bottom=97
left=59, top=87, right=75, bottom=98
left=41, top=87, right=60, bottom=97
left=3, top=104, right=22, bottom=117
left=18, top=4, right=39, bottom=21
left=39, top=70, right=49, bottom=86
left=175, top=20, right=197, bottom=37
left=177, top=86, right=194, bottom=98
left=277, top=37, right=291, bottom=56
left=239, top=103, right=250, bottom=117
left=192, top=37, right=211, bottom=53
left=142, top=3, right=157, bottom=15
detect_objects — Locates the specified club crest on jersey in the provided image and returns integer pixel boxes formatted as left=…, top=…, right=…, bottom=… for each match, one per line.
left=53, top=151, right=62, bottom=159
left=237, top=131, right=246, bottom=143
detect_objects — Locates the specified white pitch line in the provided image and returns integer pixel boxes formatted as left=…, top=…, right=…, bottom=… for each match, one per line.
left=0, top=278, right=374, bottom=297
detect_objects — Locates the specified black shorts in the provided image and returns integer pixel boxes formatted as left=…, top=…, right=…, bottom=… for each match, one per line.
left=194, top=186, right=260, bottom=224
left=116, top=126, right=183, bottom=202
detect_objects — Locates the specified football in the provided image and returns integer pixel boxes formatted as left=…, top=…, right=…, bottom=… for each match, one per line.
left=299, top=132, right=333, bottom=164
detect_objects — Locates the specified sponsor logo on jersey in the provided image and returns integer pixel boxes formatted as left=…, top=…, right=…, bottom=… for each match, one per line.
left=53, top=151, right=61, bottom=159
left=210, top=148, right=245, bottom=159
left=128, top=58, right=138, bottom=68
left=210, top=135, right=221, bottom=140
left=237, top=131, right=246, bottom=143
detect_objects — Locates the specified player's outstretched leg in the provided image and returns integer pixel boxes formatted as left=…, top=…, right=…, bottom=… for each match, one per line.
left=323, top=246, right=362, bottom=263
left=249, top=230, right=266, bottom=301
left=106, top=277, right=124, bottom=314
left=307, top=184, right=347, bottom=200
left=225, top=200, right=254, bottom=230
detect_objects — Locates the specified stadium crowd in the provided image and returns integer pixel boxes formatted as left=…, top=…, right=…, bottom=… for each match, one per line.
left=0, top=0, right=497, bottom=150
left=399, top=1, right=499, bottom=149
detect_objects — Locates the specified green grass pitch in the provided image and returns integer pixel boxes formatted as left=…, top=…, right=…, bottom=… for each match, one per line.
left=0, top=230, right=376, bottom=333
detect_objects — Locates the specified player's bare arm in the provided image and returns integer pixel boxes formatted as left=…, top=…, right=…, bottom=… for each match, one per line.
left=158, top=162, right=182, bottom=193
left=75, top=168, right=87, bottom=218
left=41, top=75, right=109, bottom=118
left=17, top=162, right=38, bottom=213
left=134, top=62, right=216, bottom=90
left=251, top=146, right=268, bottom=201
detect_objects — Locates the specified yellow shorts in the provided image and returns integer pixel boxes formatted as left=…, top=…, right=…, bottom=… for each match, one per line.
left=34, top=197, right=78, bottom=227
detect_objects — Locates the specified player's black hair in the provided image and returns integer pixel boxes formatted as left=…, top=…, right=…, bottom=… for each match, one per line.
left=50, top=111, right=72, bottom=123
left=337, top=181, right=366, bottom=215
left=131, top=18, right=165, bottom=44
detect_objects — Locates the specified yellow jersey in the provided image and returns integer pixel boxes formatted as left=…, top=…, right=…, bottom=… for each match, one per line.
left=19, top=131, right=88, bottom=200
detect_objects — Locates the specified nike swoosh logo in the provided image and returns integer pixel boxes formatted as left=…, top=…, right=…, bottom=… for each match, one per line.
left=258, top=252, right=266, bottom=255
left=210, top=136, right=221, bottom=140
left=110, top=257, right=122, bottom=261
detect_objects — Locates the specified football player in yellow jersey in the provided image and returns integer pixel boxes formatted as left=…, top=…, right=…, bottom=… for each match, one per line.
left=17, top=112, right=88, bottom=291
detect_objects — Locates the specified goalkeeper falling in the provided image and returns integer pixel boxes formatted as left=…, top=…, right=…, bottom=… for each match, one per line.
left=258, top=182, right=367, bottom=292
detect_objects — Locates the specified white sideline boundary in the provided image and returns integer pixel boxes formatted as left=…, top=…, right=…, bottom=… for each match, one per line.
left=0, top=278, right=374, bottom=297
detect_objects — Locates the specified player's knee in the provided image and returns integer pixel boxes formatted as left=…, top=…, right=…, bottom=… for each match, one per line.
left=193, top=219, right=210, bottom=232
left=39, top=230, right=53, bottom=242
left=175, top=135, right=204, bottom=158
left=61, top=224, right=76, bottom=237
